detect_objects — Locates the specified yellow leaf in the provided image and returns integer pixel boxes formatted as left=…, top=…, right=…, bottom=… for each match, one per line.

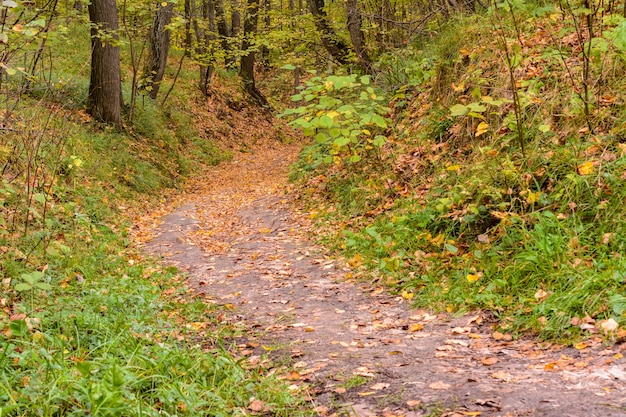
left=526, top=191, right=541, bottom=204
left=402, top=290, right=415, bottom=300
left=475, top=121, right=489, bottom=137
left=358, top=391, right=376, bottom=396
left=577, top=161, right=594, bottom=175
left=409, top=323, right=424, bottom=332
left=446, top=164, right=461, bottom=171
left=466, top=273, right=480, bottom=283
left=574, top=342, right=588, bottom=350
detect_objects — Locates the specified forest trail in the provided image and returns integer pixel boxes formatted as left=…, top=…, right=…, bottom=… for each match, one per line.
left=141, top=140, right=626, bottom=417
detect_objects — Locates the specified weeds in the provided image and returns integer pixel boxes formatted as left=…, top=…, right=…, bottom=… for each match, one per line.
left=289, top=3, right=626, bottom=342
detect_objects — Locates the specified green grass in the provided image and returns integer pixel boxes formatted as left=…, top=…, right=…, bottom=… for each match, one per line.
left=0, top=12, right=306, bottom=415
left=290, top=4, right=626, bottom=342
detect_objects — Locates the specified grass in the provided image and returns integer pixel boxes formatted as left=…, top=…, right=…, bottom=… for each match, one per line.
left=288, top=2, right=626, bottom=342
left=1, top=13, right=307, bottom=417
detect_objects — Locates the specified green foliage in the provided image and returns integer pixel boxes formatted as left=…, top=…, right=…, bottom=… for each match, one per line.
left=295, top=5, right=626, bottom=342
left=280, top=73, right=390, bottom=167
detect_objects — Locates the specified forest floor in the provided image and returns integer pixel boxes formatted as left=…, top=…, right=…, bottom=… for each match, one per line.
left=138, top=137, right=626, bottom=417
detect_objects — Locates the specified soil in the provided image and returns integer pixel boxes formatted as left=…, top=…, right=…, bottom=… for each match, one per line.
left=142, top=141, right=626, bottom=417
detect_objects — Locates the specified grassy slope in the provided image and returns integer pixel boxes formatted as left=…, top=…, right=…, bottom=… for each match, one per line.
left=290, top=4, right=626, bottom=342
left=1, top=22, right=306, bottom=417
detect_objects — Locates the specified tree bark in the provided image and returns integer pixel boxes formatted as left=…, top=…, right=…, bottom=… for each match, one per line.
left=143, top=1, right=174, bottom=100
left=87, top=0, right=122, bottom=126
left=307, top=0, right=351, bottom=65
left=258, top=0, right=271, bottom=68
left=239, top=0, right=268, bottom=106
left=214, top=0, right=231, bottom=65
left=346, top=0, right=372, bottom=74
left=229, top=0, right=242, bottom=68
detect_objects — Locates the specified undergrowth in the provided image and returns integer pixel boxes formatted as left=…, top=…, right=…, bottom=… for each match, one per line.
left=288, top=1, right=626, bottom=342
left=1, top=20, right=304, bottom=417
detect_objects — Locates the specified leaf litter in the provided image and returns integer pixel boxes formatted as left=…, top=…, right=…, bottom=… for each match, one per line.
left=137, top=107, right=626, bottom=416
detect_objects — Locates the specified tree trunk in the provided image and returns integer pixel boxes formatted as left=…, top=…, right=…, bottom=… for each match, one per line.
left=307, top=0, right=351, bottom=65
left=239, top=0, right=268, bottom=106
left=144, top=1, right=174, bottom=100
left=258, top=0, right=271, bottom=68
left=214, top=0, right=231, bottom=65
left=229, top=0, right=241, bottom=68
left=87, top=0, right=122, bottom=126
left=346, top=0, right=372, bottom=74
left=198, top=0, right=216, bottom=94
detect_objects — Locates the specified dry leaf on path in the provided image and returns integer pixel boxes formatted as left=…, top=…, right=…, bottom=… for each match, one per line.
left=481, top=357, right=499, bottom=366
left=429, top=381, right=452, bottom=390
left=491, top=371, right=511, bottom=381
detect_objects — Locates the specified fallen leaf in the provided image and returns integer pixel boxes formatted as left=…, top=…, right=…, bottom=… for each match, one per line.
left=407, top=400, right=422, bottom=407
left=358, top=391, right=376, bottom=396
left=249, top=399, right=265, bottom=412
left=578, top=161, right=594, bottom=175
left=599, top=318, right=619, bottom=333
left=491, top=371, right=511, bottom=381
left=481, top=357, right=498, bottom=366
left=285, top=371, right=301, bottom=380
left=410, top=323, right=424, bottom=332
left=428, top=381, right=451, bottom=390
left=371, top=382, right=390, bottom=390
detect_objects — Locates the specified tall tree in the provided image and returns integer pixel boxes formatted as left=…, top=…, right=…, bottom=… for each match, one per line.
left=143, top=1, right=175, bottom=100
left=239, top=0, right=268, bottom=105
left=346, top=0, right=372, bottom=74
left=214, top=0, right=232, bottom=65
left=307, top=0, right=351, bottom=65
left=87, top=0, right=123, bottom=126
left=229, top=0, right=242, bottom=68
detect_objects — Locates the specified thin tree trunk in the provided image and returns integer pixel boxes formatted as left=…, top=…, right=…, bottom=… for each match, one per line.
left=215, top=0, right=231, bottom=65
left=239, top=0, right=269, bottom=106
left=87, top=0, right=122, bottom=126
left=229, top=0, right=241, bottom=67
left=144, top=1, right=174, bottom=100
left=307, top=0, right=351, bottom=65
left=258, top=0, right=271, bottom=68
left=346, top=0, right=373, bottom=74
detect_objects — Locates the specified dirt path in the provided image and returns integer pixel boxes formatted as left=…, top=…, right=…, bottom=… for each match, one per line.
left=143, top=143, right=626, bottom=417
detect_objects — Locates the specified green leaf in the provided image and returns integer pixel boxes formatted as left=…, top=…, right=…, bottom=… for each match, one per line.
left=373, top=135, right=386, bottom=147
left=350, top=154, right=362, bottom=163
left=291, top=94, right=303, bottom=101
left=371, top=114, right=388, bottom=128
left=467, top=102, right=487, bottom=112
left=15, top=283, right=32, bottom=291
left=610, top=294, right=626, bottom=315
left=315, top=132, right=328, bottom=143
left=334, top=137, right=350, bottom=147
left=329, top=128, right=341, bottom=138
left=34, top=193, right=46, bottom=204
left=281, top=64, right=296, bottom=70
left=449, top=104, right=468, bottom=116
left=0, top=405, right=20, bottom=417
left=444, top=243, right=459, bottom=254
left=318, top=115, right=333, bottom=128
left=36, top=282, right=52, bottom=290
left=359, top=75, right=371, bottom=85
left=10, top=320, right=28, bottom=336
